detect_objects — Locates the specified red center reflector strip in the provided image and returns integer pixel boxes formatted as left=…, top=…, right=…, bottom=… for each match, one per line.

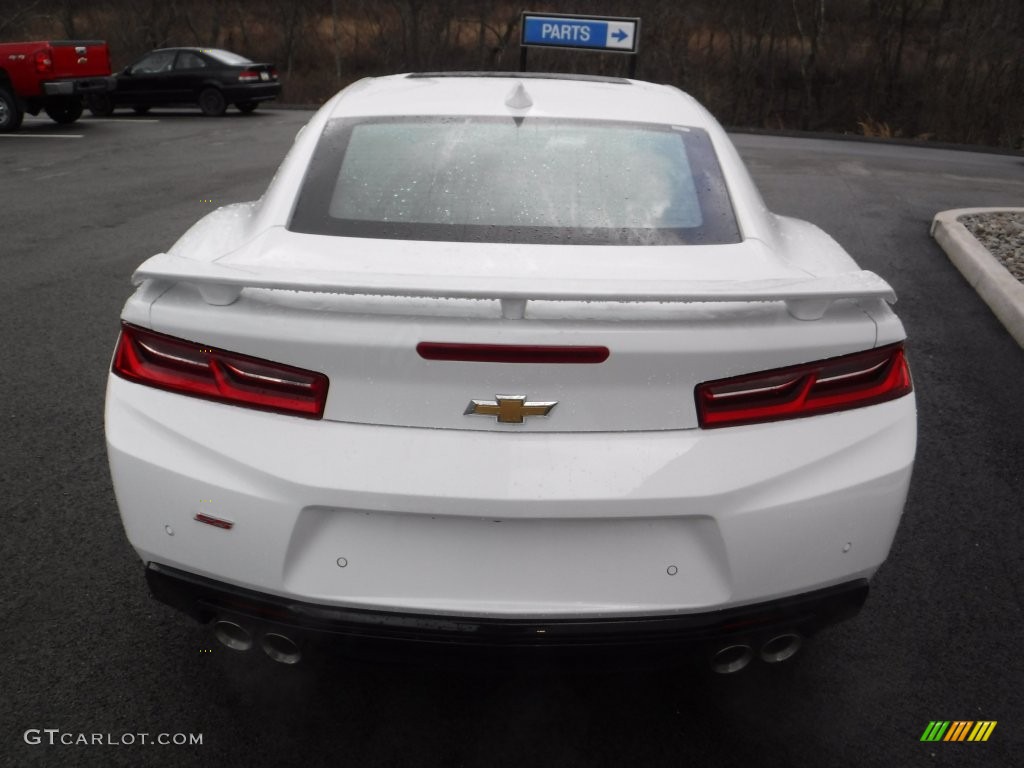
left=417, top=342, right=609, bottom=364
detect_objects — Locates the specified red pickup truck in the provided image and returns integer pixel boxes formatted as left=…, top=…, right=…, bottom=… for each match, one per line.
left=0, top=40, right=116, bottom=131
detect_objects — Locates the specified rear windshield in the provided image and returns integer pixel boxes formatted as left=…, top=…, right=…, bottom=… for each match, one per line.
left=203, top=49, right=253, bottom=66
left=290, top=116, right=740, bottom=245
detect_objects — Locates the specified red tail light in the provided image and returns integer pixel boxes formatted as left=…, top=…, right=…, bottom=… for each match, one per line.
left=112, top=323, right=329, bottom=419
left=269, top=67, right=279, bottom=80
left=696, top=343, right=912, bottom=428
left=238, top=69, right=260, bottom=82
left=34, top=50, right=53, bottom=74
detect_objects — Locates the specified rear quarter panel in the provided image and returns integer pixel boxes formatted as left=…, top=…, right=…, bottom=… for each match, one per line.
left=0, top=41, right=48, bottom=98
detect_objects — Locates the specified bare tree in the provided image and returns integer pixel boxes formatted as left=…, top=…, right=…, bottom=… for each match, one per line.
left=4, top=0, right=1022, bottom=147
left=790, top=0, right=827, bottom=129
left=0, top=0, right=45, bottom=38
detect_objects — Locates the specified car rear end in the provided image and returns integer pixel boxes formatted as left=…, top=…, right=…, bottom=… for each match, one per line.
left=105, top=74, right=916, bottom=670
left=204, top=49, right=280, bottom=105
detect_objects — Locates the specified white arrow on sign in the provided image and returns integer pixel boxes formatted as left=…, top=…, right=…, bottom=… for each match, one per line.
left=605, top=23, right=635, bottom=50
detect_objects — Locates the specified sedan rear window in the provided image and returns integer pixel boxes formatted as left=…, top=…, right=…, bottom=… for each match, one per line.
left=203, top=49, right=252, bottom=66
left=290, top=117, right=740, bottom=245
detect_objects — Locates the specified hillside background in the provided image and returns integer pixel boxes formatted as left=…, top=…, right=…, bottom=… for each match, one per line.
left=3, top=0, right=1022, bottom=148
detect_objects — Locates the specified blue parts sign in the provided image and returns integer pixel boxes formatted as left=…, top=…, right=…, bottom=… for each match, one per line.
left=521, top=12, right=640, bottom=54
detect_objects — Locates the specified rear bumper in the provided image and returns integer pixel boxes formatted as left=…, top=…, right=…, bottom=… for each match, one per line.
left=42, top=76, right=116, bottom=96
left=108, top=374, right=915, bottom=620
left=147, top=562, right=868, bottom=658
left=219, top=83, right=281, bottom=103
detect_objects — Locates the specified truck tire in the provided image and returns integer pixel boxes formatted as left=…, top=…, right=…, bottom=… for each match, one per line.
left=86, top=93, right=115, bottom=116
left=0, top=87, right=24, bottom=132
left=44, top=96, right=84, bottom=125
left=198, top=87, right=226, bottom=117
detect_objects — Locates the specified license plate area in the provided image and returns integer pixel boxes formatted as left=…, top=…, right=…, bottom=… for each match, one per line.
left=283, top=507, right=731, bottom=617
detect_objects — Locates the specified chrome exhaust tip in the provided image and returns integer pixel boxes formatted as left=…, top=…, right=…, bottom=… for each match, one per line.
left=261, top=632, right=302, bottom=665
left=711, top=644, right=753, bottom=674
left=759, top=632, right=802, bottom=664
left=213, top=620, right=253, bottom=652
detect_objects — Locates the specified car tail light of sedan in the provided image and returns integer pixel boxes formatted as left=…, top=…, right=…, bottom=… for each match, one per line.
left=237, top=69, right=261, bottom=82
left=112, top=323, right=329, bottom=418
left=269, top=67, right=279, bottom=80
left=695, top=343, right=912, bottom=428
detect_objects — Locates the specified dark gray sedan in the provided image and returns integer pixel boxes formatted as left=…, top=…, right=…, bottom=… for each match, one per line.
left=87, top=47, right=280, bottom=116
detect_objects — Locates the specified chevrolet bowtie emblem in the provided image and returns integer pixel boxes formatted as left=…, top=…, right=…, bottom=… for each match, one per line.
left=464, top=395, right=557, bottom=424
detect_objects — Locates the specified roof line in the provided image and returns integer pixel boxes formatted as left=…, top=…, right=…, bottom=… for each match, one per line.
left=406, top=71, right=632, bottom=85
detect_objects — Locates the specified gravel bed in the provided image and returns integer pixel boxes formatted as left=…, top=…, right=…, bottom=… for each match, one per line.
left=958, top=211, right=1024, bottom=282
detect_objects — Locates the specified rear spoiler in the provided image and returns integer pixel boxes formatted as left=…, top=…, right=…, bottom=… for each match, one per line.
left=133, top=253, right=896, bottom=321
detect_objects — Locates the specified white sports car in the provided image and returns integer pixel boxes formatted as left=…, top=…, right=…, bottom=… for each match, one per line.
left=105, top=72, right=916, bottom=672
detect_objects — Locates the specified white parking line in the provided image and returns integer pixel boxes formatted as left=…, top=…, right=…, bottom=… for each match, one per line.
left=0, top=134, right=83, bottom=139
left=82, top=118, right=160, bottom=123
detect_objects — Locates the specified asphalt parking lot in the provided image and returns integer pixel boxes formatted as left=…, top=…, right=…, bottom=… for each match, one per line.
left=1, top=108, right=1022, bottom=768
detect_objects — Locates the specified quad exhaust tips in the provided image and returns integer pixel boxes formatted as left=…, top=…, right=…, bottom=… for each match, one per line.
left=212, top=617, right=801, bottom=672
left=212, top=619, right=301, bottom=664
left=711, top=632, right=803, bottom=673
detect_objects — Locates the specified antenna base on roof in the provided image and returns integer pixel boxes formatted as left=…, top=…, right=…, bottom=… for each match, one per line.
left=504, top=82, right=533, bottom=110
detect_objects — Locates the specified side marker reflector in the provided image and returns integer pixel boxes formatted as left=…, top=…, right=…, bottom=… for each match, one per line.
left=195, top=513, right=234, bottom=530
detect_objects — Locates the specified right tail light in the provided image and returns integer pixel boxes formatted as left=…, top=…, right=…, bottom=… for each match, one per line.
left=695, top=343, right=912, bottom=428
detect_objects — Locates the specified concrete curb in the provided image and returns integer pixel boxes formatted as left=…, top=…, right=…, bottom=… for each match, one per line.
left=730, top=127, right=1024, bottom=157
left=931, top=207, right=1024, bottom=348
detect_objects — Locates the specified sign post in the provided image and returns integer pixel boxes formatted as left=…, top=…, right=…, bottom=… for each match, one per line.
left=519, top=12, right=641, bottom=77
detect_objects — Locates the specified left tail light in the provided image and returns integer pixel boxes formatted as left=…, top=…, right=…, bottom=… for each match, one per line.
left=695, top=342, right=912, bottom=428
left=34, top=50, right=53, bottom=74
left=112, top=323, right=329, bottom=419
left=238, top=69, right=260, bottom=82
